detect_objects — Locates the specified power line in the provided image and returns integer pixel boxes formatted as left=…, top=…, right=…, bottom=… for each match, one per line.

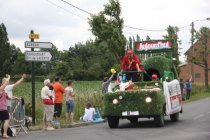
left=61, top=0, right=92, bottom=15
left=60, top=0, right=170, bottom=32
left=124, top=25, right=166, bottom=32
left=46, top=0, right=87, bottom=20
left=49, top=0, right=192, bottom=33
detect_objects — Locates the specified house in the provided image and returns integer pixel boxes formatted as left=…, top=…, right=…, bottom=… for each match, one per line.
left=179, top=31, right=210, bottom=83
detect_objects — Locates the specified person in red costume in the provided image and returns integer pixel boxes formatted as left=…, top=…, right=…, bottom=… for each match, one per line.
left=121, top=50, right=142, bottom=82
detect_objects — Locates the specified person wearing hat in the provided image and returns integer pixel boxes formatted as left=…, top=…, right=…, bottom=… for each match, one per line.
left=152, top=74, right=158, bottom=81
left=121, top=49, right=142, bottom=82
left=41, top=79, right=55, bottom=130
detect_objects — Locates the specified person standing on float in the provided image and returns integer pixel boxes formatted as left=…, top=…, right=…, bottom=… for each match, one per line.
left=121, top=50, right=142, bottom=82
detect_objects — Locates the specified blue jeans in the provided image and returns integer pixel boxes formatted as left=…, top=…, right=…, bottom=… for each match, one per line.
left=186, top=89, right=191, bottom=100
left=66, top=100, right=74, bottom=113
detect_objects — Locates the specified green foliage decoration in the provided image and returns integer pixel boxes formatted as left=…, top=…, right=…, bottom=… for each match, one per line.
left=143, top=56, right=174, bottom=77
left=103, top=88, right=165, bottom=116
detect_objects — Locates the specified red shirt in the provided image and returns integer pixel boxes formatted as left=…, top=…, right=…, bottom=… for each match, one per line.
left=121, top=54, right=140, bottom=71
left=0, top=92, right=8, bottom=111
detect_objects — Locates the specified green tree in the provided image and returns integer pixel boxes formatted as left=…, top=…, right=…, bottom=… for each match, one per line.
left=128, top=37, right=132, bottom=49
left=195, top=27, right=210, bottom=90
left=146, top=35, right=151, bottom=41
left=163, top=26, right=180, bottom=67
left=89, top=0, right=126, bottom=62
left=11, top=52, right=30, bottom=74
left=0, top=23, right=10, bottom=75
left=67, top=40, right=117, bottom=80
left=40, top=45, right=61, bottom=75
left=136, top=34, right=141, bottom=42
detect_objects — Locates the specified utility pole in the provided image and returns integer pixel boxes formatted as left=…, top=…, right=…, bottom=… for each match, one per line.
left=191, top=22, right=194, bottom=83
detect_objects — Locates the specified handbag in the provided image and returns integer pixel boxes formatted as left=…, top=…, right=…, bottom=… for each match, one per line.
left=42, top=99, right=53, bottom=105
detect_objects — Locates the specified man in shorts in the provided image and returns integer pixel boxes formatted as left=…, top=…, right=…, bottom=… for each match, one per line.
left=53, top=77, right=65, bottom=127
left=41, top=79, right=55, bottom=130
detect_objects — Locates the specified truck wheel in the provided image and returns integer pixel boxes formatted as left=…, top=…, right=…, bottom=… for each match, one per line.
left=154, top=113, right=164, bottom=127
left=170, top=112, right=179, bottom=122
left=108, top=117, right=119, bottom=128
left=128, top=118, right=138, bottom=123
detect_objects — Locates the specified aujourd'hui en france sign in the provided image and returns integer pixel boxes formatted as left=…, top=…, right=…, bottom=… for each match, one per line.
left=25, top=51, right=52, bottom=62
left=136, top=40, right=172, bottom=51
left=25, top=41, right=53, bottom=49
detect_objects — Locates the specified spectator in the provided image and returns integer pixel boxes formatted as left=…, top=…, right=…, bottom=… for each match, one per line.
left=2, top=74, right=26, bottom=114
left=185, top=75, right=192, bottom=100
left=102, top=69, right=116, bottom=94
left=64, top=80, right=75, bottom=127
left=121, top=50, right=142, bottom=82
left=180, top=78, right=185, bottom=101
left=81, top=102, right=96, bottom=122
left=0, top=74, right=11, bottom=138
left=53, top=77, right=65, bottom=127
left=41, top=79, right=54, bottom=131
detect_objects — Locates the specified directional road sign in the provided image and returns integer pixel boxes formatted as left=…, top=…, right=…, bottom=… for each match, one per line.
left=29, top=34, right=39, bottom=39
left=25, top=41, right=53, bottom=49
left=25, top=51, right=52, bottom=62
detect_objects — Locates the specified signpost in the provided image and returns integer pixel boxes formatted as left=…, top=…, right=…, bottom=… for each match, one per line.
left=26, top=30, right=53, bottom=125
left=25, top=51, right=52, bottom=62
left=25, top=41, right=53, bottom=49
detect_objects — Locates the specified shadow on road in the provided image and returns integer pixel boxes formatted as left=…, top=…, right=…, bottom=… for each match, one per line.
left=118, top=118, right=184, bottom=129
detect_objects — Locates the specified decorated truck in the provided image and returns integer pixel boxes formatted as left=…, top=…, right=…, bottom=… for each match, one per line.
left=103, top=40, right=182, bottom=128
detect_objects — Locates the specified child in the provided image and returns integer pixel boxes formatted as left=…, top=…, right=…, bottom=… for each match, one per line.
left=81, top=102, right=95, bottom=122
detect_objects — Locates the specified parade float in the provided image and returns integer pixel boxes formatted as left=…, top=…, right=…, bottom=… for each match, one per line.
left=103, top=40, right=183, bottom=128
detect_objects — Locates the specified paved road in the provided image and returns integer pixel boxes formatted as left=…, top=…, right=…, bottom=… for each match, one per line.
left=16, top=97, right=210, bottom=140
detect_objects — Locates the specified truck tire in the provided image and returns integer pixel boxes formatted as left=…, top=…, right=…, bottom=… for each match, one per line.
left=108, top=117, right=119, bottom=128
left=170, top=112, right=179, bottom=122
left=154, top=113, right=164, bottom=127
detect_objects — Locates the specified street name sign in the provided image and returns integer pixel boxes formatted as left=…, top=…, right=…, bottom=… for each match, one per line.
left=25, top=41, right=53, bottom=49
left=29, top=34, right=39, bottom=39
left=25, top=51, right=52, bottom=62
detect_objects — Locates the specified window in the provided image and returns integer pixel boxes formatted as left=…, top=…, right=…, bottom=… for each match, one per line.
left=195, top=73, right=200, bottom=79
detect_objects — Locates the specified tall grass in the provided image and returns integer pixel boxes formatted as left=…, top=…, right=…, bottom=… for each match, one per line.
left=13, top=81, right=103, bottom=125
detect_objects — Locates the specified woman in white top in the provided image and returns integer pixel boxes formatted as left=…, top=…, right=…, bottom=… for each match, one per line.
left=82, top=102, right=95, bottom=122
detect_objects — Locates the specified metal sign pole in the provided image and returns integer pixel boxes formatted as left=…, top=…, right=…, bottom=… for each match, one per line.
left=30, top=30, right=36, bottom=125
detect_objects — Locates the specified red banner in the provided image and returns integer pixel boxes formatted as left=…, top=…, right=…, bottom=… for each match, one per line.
left=136, top=40, right=172, bottom=51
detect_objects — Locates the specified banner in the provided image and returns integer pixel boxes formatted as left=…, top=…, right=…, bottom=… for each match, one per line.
left=136, top=40, right=172, bottom=51
left=163, top=79, right=182, bottom=115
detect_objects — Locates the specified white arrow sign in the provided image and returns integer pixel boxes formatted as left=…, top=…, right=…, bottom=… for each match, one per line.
left=25, top=41, right=53, bottom=49
left=25, top=51, right=52, bottom=62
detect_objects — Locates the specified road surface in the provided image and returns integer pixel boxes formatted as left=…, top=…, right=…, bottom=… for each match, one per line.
left=15, top=97, right=210, bottom=140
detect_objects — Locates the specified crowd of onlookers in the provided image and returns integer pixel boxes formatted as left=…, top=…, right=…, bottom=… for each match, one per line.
left=41, top=77, right=98, bottom=131
left=0, top=74, right=99, bottom=139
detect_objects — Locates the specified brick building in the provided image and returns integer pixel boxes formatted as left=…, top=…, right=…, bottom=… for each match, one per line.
left=179, top=31, right=210, bottom=83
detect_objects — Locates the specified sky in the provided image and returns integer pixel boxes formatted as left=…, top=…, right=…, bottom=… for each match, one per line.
left=0, top=0, right=210, bottom=62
